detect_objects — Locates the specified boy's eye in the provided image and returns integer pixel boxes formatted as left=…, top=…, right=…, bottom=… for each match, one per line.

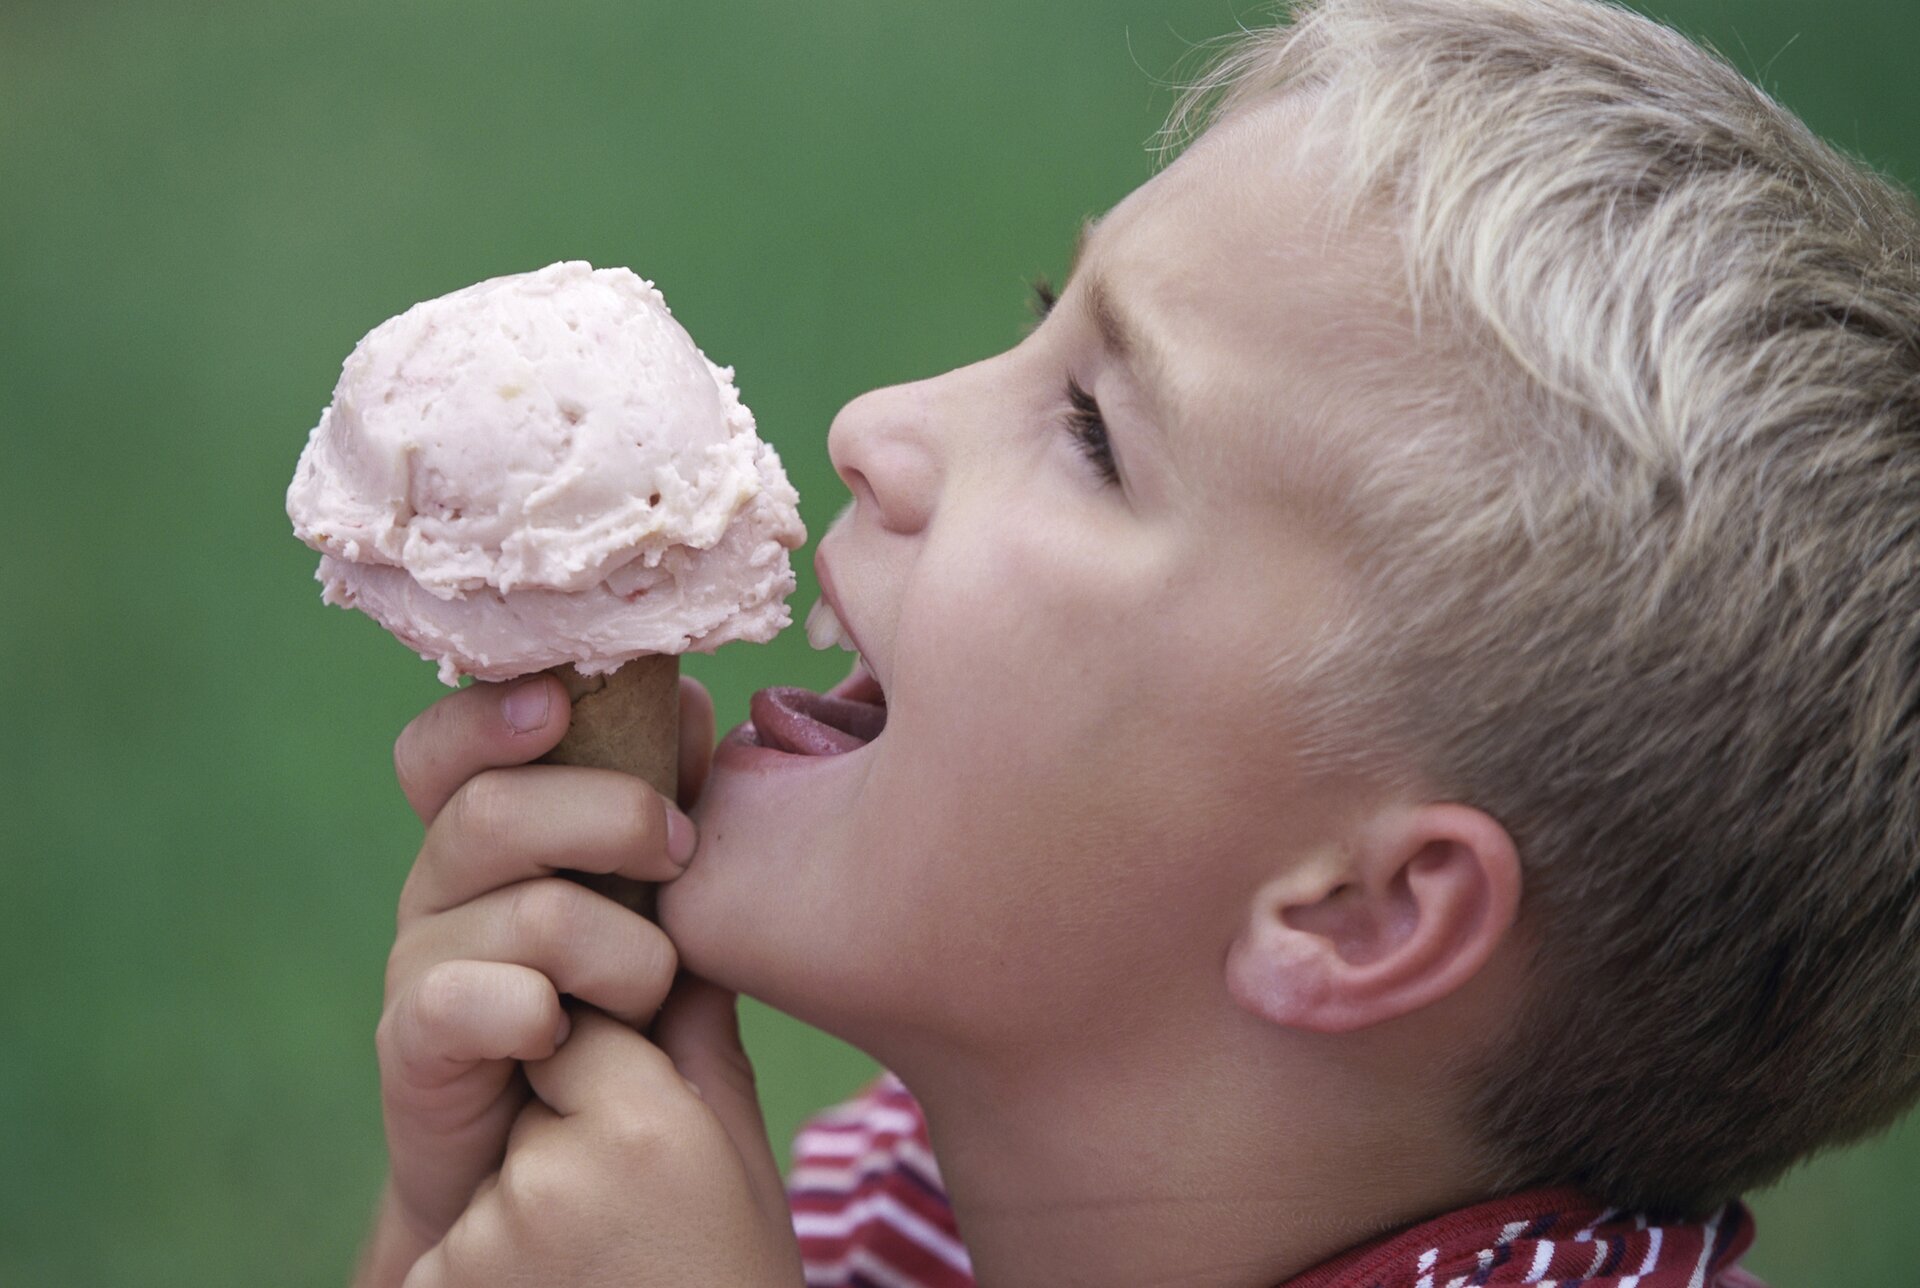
left=1065, top=376, right=1121, bottom=488
left=1029, top=278, right=1120, bottom=489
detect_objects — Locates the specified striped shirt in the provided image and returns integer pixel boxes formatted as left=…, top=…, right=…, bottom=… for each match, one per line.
left=785, top=1075, right=1768, bottom=1288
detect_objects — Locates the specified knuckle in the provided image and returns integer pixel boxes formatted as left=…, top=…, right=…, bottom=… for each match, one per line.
left=446, top=769, right=514, bottom=853
left=409, top=960, right=477, bottom=1042
left=634, top=923, right=680, bottom=997
left=506, top=878, right=584, bottom=950
left=498, top=1142, right=572, bottom=1218
left=602, top=1102, right=678, bottom=1157
left=613, top=775, right=666, bottom=856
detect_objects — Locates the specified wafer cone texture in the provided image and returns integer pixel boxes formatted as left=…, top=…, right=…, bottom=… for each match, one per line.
left=543, top=654, right=680, bottom=919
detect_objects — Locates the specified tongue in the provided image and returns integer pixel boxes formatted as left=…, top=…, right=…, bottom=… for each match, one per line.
left=750, top=686, right=887, bottom=755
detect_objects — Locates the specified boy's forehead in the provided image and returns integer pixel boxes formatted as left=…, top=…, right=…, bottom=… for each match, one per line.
left=1085, top=96, right=1418, bottom=506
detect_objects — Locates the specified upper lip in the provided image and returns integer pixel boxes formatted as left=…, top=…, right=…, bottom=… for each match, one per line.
left=813, top=547, right=884, bottom=695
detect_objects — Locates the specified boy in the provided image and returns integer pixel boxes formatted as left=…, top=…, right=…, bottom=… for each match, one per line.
left=352, top=0, right=1920, bottom=1283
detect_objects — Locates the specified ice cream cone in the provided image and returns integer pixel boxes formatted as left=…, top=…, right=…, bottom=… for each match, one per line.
left=542, top=654, right=680, bottom=920
left=289, top=263, right=805, bottom=920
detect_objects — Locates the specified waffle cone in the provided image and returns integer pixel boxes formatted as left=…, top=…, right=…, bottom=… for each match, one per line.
left=542, top=654, right=679, bottom=920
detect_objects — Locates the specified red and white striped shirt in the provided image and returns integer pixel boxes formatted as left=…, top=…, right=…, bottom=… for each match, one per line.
left=787, top=1074, right=974, bottom=1287
left=785, top=1075, right=1769, bottom=1288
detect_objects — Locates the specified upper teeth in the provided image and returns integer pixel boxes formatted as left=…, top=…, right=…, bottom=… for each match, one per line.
left=806, top=598, right=858, bottom=653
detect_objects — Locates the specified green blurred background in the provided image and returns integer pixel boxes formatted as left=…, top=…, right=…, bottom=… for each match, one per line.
left=3, top=1, right=1916, bottom=1283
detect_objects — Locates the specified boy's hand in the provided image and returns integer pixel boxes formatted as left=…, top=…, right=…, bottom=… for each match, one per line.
left=401, top=983, right=802, bottom=1287
left=371, top=674, right=715, bottom=1259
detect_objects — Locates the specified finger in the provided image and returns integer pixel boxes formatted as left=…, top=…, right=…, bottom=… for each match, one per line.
left=400, top=764, right=693, bottom=920
left=653, top=975, right=788, bottom=1216
left=503, top=1094, right=565, bottom=1156
left=677, top=675, right=716, bottom=809
left=379, top=960, right=568, bottom=1095
left=491, top=1098, right=569, bottom=1224
left=399, top=1174, right=508, bottom=1288
left=394, top=675, right=570, bottom=825
left=377, top=962, right=548, bottom=1240
left=400, top=1238, right=450, bottom=1288
left=469, top=1100, right=582, bottom=1273
left=525, top=1008, right=687, bottom=1119
left=394, top=880, right=679, bottom=1029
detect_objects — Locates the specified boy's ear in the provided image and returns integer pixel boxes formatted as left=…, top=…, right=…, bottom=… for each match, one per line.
left=1225, top=804, right=1521, bottom=1034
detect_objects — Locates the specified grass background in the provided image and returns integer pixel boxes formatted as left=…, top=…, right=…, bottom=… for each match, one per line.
left=3, top=1, right=1916, bottom=1282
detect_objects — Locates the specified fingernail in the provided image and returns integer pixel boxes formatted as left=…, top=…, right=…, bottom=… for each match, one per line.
left=666, top=808, right=697, bottom=867
left=554, top=1013, right=572, bottom=1047
left=502, top=680, right=551, bottom=734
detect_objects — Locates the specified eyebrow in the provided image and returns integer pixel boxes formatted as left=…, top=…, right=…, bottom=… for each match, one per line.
left=1063, top=218, right=1175, bottom=424
left=1084, top=275, right=1142, bottom=369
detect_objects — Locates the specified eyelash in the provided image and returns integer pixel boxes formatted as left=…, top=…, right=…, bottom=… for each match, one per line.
left=1031, top=277, right=1120, bottom=488
left=1066, top=376, right=1120, bottom=487
left=1030, top=276, right=1058, bottom=321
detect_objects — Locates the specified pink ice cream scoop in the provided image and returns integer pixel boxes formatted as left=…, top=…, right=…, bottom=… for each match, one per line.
left=288, top=260, right=804, bottom=685
left=288, top=262, right=805, bottom=913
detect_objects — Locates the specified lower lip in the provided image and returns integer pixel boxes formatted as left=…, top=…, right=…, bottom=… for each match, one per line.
left=713, top=722, right=802, bottom=773
left=712, top=718, right=877, bottom=775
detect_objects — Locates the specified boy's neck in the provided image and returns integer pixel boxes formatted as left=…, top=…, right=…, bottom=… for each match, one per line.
left=888, top=1016, right=1492, bottom=1288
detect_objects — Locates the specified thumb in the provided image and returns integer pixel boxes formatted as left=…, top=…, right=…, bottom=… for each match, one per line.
left=653, top=974, right=787, bottom=1215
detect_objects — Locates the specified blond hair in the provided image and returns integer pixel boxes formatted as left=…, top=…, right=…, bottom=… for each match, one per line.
left=1174, top=0, right=1920, bottom=1214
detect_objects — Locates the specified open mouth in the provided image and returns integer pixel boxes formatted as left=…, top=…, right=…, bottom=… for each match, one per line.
left=731, top=587, right=888, bottom=759
left=745, top=662, right=887, bottom=756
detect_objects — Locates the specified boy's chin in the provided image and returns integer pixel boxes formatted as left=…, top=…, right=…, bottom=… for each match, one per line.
left=656, top=827, right=831, bottom=1007
left=657, top=861, right=899, bottom=1053
left=654, top=851, right=762, bottom=987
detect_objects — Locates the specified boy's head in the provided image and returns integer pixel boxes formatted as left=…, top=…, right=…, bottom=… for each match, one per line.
left=667, top=0, right=1920, bottom=1220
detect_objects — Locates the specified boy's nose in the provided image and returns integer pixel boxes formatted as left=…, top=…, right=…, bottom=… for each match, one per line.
left=827, top=381, right=940, bottom=535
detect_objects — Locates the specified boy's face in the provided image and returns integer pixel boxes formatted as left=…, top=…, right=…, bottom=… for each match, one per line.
left=664, top=97, right=1400, bottom=1061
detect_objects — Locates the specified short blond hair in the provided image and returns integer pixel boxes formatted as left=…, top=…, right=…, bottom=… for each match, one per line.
left=1175, top=0, right=1920, bottom=1214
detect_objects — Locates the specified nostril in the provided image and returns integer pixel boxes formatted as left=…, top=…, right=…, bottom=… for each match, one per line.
left=839, top=466, right=878, bottom=519
left=848, top=458, right=930, bottom=534
left=827, top=383, right=939, bottom=535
